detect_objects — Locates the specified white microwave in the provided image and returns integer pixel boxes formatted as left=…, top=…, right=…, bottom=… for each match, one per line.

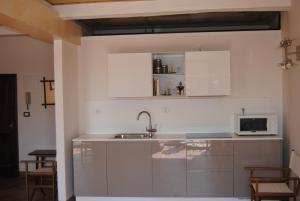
left=235, top=114, right=278, bottom=136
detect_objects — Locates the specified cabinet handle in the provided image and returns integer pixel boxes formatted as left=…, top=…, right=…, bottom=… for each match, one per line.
left=161, top=142, right=185, bottom=147
left=187, top=142, right=209, bottom=150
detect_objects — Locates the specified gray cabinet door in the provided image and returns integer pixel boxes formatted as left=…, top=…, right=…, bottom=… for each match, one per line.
left=73, top=141, right=107, bottom=196
left=107, top=142, right=152, bottom=196
left=187, top=141, right=234, bottom=197
left=152, top=141, right=186, bottom=197
left=234, top=140, right=282, bottom=197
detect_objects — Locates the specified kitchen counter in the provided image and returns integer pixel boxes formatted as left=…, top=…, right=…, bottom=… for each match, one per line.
left=72, top=133, right=282, bottom=142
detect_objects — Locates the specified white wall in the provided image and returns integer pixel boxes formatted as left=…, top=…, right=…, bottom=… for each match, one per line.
left=0, top=36, right=55, bottom=170
left=78, top=31, right=283, bottom=136
left=282, top=0, right=300, bottom=155
left=54, top=40, right=79, bottom=201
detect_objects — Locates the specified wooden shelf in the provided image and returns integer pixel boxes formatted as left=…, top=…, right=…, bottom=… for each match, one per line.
left=153, top=73, right=184, bottom=76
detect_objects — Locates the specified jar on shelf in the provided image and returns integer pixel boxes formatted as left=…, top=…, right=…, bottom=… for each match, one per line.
left=161, top=65, right=168, bottom=74
left=154, top=66, right=161, bottom=74
left=153, top=58, right=162, bottom=74
left=168, top=66, right=177, bottom=74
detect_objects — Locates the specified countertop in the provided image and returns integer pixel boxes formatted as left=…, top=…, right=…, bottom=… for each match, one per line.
left=72, top=133, right=282, bottom=142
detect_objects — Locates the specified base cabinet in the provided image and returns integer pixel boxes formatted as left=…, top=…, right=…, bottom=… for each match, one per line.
left=187, top=142, right=234, bottom=197
left=73, top=142, right=107, bottom=196
left=107, top=142, right=152, bottom=197
left=152, top=141, right=187, bottom=196
left=73, top=139, right=282, bottom=198
left=188, top=170, right=233, bottom=197
left=234, top=141, right=282, bottom=197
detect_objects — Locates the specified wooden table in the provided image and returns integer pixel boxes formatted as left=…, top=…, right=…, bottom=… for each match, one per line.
left=28, top=149, right=56, bottom=169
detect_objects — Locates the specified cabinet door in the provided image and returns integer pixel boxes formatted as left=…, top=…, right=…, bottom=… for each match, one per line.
left=152, top=141, right=186, bottom=197
left=185, top=51, right=230, bottom=96
left=108, top=53, right=152, bottom=97
left=187, top=141, right=234, bottom=197
left=107, top=142, right=152, bottom=196
left=73, top=141, right=107, bottom=196
left=234, top=141, right=282, bottom=197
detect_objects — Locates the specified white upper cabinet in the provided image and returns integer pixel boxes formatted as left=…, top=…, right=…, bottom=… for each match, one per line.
left=108, top=53, right=153, bottom=98
left=185, top=51, right=231, bottom=96
left=108, top=51, right=231, bottom=98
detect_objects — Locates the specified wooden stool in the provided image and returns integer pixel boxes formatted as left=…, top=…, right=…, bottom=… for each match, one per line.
left=22, top=160, right=57, bottom=201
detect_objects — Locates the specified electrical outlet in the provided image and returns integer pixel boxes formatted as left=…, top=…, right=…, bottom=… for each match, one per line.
left=296, top=45, right=300, bottom=61
left=23, top=112, right=30, bottom=117
left=162, top=107, right=170, bottom=113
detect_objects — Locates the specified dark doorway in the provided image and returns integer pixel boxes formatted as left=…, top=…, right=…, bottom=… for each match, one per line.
left=0, top=74, right=19, bottom=177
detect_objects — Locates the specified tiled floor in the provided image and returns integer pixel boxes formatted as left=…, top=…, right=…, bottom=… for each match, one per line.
left=0, top=176, right=54, bottom=201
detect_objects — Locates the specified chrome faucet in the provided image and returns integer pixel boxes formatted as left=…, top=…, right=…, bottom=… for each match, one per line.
left=137, top=111, right=157, bottom=138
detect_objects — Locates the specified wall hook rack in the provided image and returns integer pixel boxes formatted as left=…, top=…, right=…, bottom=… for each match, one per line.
left=279, top=38, right=300, bottom=70
left=40, top=77, right=55, bottom=108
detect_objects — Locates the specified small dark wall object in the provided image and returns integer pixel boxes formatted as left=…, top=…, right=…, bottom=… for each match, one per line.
left=40, top=77, right=55, bottom=109
left=25, top=92, right=31, bottom=110
left=23, top=112, right=30, bottom=117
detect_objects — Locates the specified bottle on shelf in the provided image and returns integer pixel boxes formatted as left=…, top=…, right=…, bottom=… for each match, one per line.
left=153, top=78, right=160, bottom=96
left=176, top=82, right=184, bottom=96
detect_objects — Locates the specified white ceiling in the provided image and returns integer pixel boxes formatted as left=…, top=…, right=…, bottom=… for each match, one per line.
left=52, top=0, right=291, bottom=20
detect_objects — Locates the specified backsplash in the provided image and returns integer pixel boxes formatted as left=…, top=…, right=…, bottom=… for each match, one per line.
left=80, top=97, right=279, bottom=134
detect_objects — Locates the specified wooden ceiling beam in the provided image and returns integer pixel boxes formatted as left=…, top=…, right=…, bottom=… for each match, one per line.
left=0, top=0, right=81, bottom=45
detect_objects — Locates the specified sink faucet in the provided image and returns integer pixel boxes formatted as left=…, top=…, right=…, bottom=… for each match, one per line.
left=137, top=111, right=157, bottom=138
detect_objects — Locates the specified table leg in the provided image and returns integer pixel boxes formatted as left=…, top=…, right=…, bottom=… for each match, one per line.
left=37, top=156, right=47, bottom=196
left=41, top=157, right=45, bottom=167
left=35, top=156, right=39, bottom=169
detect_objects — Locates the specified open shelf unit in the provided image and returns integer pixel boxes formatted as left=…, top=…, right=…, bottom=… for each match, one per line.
left=152, top=53, right=185, bottom=96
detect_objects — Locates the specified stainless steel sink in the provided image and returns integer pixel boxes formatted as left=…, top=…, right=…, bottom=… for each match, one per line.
left=114, top=133, right=150, bottom=139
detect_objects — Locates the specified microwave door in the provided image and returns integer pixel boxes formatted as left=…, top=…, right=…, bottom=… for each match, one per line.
left=240, top=118, right=268, bottom=133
